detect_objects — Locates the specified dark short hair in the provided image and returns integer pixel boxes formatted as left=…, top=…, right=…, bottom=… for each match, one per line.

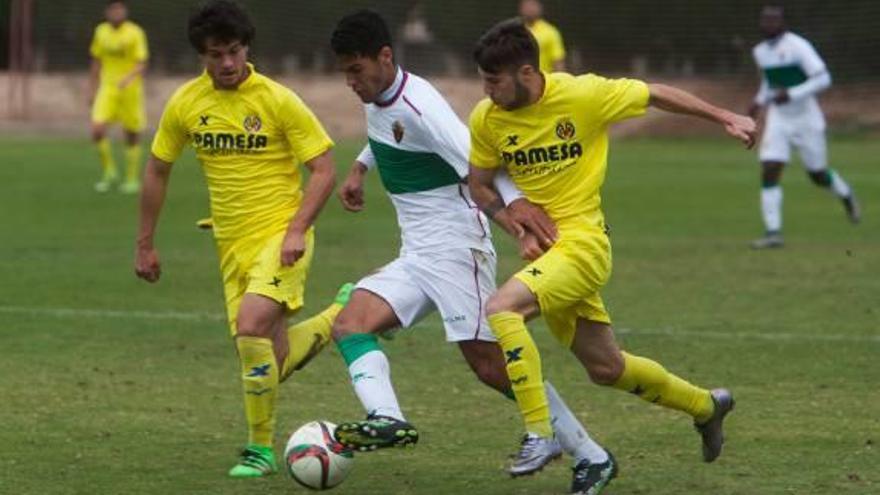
left=473, top=18, right=540, bottom=74
left=188, top=0, right=255, bottom=54
left=331, top=9, right=393, bottom=58
left=106, top=0, right=125, bottom=5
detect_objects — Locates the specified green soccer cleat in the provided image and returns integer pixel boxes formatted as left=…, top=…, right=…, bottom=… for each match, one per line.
left=334, top=283, right=355, bottom=307
left=228, top=445, right=277, bottom=478
left=94, top=177, right=117, bottom=193
left=334, top=414, right=419, bottom=452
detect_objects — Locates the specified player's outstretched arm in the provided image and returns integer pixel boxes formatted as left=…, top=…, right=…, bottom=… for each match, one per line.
left=648, top=83, right=757, bottom=149
left=135, top=154, right=172, bottom=283
left=338, top=161, right=368, bottom=212
left=282, top=150, right=337, bottom=266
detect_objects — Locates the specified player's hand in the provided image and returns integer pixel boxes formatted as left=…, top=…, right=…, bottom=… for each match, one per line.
left=281, top=229, right=307, bottom=266
left=338, top=165, right=366, bottom=212
left=722, top=113, right=757, bottom=149
left=135, top=246, right=162, bottom=283
left=773, top=89, right=790, bottom=105
left=518, top=232, right=545, bottom=261
left=506, top=198, right=557, bottom=249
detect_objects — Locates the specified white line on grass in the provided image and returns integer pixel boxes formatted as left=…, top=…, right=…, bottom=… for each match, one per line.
left=1, top=305, right=877, bottom=344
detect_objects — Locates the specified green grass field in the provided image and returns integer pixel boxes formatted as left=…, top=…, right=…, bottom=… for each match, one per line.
left=0, top=136, right=877, bottom=495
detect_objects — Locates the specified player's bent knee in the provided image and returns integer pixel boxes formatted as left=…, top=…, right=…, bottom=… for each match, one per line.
left=586, top=359, right=624, bottom=386
left=808, top=170, right=832, bottom=187
left=331, top=309, right=363, bottom=342
left=485, top=294, right=515, bottom=316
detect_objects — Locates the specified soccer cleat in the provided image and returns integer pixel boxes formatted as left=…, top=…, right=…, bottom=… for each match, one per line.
left=196, top=217, right=214, bottom=230
left=119, top=180, right=141, bottom=194
left=228, top=445, right=277, bottom=478
left=695, top=388, right=735, bottom=463
left=750, top=232, right=784, bottom=249
left=570, top=451, right=618, bottom=495
left=508, top=433, right=562, bottom=477
left=334, top=414, right=419, bottom=452
left=334, top=283, right=355, bottom=307
left=94, top=178, right=116, bottom=193
left=842, top=195, right=861, bottom=224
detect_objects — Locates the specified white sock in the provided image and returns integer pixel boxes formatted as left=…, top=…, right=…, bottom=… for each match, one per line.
left=760, top=186, right=783, bottom=233
left=348, top=350, right=405, bottom=421
left=829, top=169, right=852, bottom=198
left=545, top=381, right=608, bottom=464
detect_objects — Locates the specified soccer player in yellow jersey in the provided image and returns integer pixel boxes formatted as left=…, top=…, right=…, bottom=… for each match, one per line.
left=467, top=20, right=756, bottom=485
left=88, top=0, right=148, bottom=193
left=520, top=0, right=566, bottom=73
left=134, top=1, right=351, bottom=478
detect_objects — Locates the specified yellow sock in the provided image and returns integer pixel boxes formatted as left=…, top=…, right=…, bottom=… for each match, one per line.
left=124, top=143, right=142, bottom=184
left=96, top=138, right=116, bottom=180
left=612, top=351, right=715, bottom=422
left=488, top=311, right=552, bottom=437
left=236, top=336, right=279, bottom=447
left=279, top=303, right=342, bottom=382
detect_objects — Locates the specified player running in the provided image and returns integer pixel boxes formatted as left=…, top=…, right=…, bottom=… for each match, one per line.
left=327, top=11, right=616, bottom=494
left=88, top=0, right=148, bottom=193
left=467, top=19, right=754, bottom=481
left=134, top=0, right=349, bottom=478
left=519, top=0, right=566, bottom=73
left=748, top=5, right=860, bottom=249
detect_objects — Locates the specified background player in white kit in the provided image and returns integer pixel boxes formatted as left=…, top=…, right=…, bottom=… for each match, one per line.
left=748, top=5, right=860, bottom=249
left=327, top=11, right=618, bottom=494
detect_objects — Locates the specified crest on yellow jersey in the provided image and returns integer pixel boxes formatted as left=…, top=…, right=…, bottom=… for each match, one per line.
left=555, top=118, right=576, bottom=141
left=243, top=115, right=262, bottom=133
left=392, top=120, right=405, bottom=143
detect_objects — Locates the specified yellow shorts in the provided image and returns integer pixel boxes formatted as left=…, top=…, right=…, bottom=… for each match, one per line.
left=217, top=227, right=315, bottom=335
left=91, top=83, right=146, bottom=132
left=514, top=224, right=612, bottom=348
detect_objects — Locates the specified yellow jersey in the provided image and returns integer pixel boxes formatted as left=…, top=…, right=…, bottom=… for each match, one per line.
left=151, top=64, right=334, bottom=241
left=469, top=72, right=649, bottom=228
left=89, top=21, right=148, bottom=87
left=527, top=19, right=566, bottom=73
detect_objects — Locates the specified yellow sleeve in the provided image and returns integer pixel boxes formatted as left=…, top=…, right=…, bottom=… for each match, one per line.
left=549, top=26, right=566, bottom=63
left=277, top=89, right=334, bottom=164
left=151, top=94, right=187, bottom=164
left=89, top=26, right=102, bottom=59
left=582, top=75, right=650, bottom=124
left=133, top=27, right=149, bottom=62
left=468, top=102, right=500, bottom=169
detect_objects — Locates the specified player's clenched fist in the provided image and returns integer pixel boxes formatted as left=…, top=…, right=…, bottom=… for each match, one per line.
left=338, top=163, right=367, bottom=212
left=281, top=229, right=307, bottom=266
left=135, top=246, right=161, bottom=283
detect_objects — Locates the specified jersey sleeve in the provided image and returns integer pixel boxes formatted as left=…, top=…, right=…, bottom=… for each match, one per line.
left=89, top=26, right=102, bottom=59
left=468, top=102, right=501, bottom=169
left=549, top=26, right=566, bottom=63
left=356, top=143, right=376, bottom=170
left=797, top=37, right=827, bottom=76
left=277, top=89, right=334, bottom=164
left=150, top=94, right=187, bottom=164
left=421, top=88, right=471, bottom=179
left=584, top=75, right=651, bottom=125
left=788, top=37, right=831, bottom=101
left=133, top=27, right=149, bottom=62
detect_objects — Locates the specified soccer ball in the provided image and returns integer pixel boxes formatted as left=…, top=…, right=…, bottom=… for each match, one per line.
left=284, top=420, right=354, bottom=490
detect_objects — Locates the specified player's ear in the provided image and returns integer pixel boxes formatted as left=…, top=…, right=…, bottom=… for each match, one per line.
left=378, top=46, right=393, bottom=65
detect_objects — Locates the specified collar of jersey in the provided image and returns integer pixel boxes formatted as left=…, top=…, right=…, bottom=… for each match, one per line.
left=375, top=67, right=407, bottom=108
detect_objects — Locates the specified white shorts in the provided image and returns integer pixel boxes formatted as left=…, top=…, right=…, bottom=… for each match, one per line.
left=356, top=248, right=497, bottom=342
left=759, top=112, right=827, bottom=171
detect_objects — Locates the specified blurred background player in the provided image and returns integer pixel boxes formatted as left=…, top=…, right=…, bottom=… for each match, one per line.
left=88, top=0, right=148, bottom=193
left=519, top=0, right=566, bottom=72
left=468, top=19, right=752, bottom=479
left=134, top=0, right=350, bottom=478
left=748, top=5, right=860, bottom=249
left=327, top=11, right=615, bottom=493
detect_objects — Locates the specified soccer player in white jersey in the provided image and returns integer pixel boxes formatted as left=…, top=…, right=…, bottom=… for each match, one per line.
left=327, top=11, right=617, bottom=493
left=748, top=5, right=860, bottom=249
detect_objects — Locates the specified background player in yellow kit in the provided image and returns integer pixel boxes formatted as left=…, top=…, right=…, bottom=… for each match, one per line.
left=467, top=20, right=756, bottom=485
left=519, top=0, right=566, bottom=72
left=134, top=1, right=350, bottom=478
left=88, top=0, right=148, bottom=193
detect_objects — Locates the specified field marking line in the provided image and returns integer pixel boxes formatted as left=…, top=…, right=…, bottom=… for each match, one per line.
left=1, top=305, right=877, bottom=344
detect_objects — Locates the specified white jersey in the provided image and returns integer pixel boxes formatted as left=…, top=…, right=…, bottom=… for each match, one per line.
left=357, top=69, right=519, bottom=255
left=753, top=32, right=831, bottom=125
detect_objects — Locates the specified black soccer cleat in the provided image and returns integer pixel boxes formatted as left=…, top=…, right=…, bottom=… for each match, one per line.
left=570, top=451, right=618, bottom=495
left=334, top=414, right=419, bottom=452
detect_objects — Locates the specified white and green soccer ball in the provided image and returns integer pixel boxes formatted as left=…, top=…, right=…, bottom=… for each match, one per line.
left=284, top=421, right=354, bottom=490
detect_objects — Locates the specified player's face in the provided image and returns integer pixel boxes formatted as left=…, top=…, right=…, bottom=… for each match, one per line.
left=336, top=47, right=394, bottom=104
left=479, top=67, right=531, bottom=111
left=759, top=11, right=785, bottom=39
left=519, top=0, right=543, bottom=23
left=105, top=2, right=128, bottom=26
left=201, top=39, right=250, bottom=90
